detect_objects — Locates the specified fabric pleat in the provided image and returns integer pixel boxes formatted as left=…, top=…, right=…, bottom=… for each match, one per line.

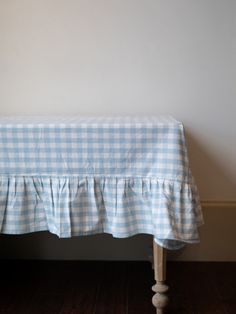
left=0, top=175, right=203, bottom=249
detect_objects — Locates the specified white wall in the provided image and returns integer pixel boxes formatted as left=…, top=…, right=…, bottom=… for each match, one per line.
left=0, top=0, right=236, bottom=260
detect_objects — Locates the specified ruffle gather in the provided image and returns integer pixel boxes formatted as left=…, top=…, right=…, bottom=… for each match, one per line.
left=0, top=175, right=203, bottom=250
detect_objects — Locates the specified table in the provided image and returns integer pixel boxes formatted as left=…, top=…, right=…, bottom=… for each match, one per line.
left=0, top=116, right=203, bottom=313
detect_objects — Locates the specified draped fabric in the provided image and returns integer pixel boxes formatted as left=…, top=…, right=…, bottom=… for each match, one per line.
left=0, top=116, right=203, bottom=249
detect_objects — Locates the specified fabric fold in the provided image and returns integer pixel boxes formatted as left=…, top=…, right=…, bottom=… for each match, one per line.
left=0, top=175, right=203, bottom=249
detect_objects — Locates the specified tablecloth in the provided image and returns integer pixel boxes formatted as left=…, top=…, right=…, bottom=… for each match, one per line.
left=0, top=116, right=203, bottom=249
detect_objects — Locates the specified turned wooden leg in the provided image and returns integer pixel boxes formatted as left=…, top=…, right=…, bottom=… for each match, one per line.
left=152, top=239, right=169, bottom=314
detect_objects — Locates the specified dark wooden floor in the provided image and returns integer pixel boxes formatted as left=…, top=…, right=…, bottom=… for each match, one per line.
left=0, top=261, right=235, bottom=314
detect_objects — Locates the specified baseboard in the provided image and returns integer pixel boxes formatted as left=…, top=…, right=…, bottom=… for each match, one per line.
left=168, top=200, right=236, bottom=261
left=201, top=200, right=236, bottom=209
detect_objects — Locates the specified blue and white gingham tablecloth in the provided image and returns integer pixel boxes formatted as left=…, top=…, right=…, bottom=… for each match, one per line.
left=0, top=116, right=203, bottom=249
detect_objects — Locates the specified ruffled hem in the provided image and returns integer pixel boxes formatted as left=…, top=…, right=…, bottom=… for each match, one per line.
left=0, top=175, right=203, bottom=250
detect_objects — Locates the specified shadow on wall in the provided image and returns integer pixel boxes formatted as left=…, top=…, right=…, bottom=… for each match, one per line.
left=169, top=131, right=236, bottom=261
left=167, top=200, right=236, bottom=261
left=0, top=233, right=153, bottom=261
left=186, top=131, right=236, bottom=201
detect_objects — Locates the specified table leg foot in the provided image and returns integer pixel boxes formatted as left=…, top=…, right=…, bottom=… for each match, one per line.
left=152, top=282, right=169, bottom=313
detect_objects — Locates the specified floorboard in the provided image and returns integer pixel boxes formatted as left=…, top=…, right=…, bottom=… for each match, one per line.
left=0, top=261, right=235, bottom=314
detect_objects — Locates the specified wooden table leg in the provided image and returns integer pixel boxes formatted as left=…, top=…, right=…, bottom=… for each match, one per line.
left=152, top=239, right=169, bottom=314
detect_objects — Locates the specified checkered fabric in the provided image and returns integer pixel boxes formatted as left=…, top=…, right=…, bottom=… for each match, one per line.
left=0, top=116, right=203, bottom=249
